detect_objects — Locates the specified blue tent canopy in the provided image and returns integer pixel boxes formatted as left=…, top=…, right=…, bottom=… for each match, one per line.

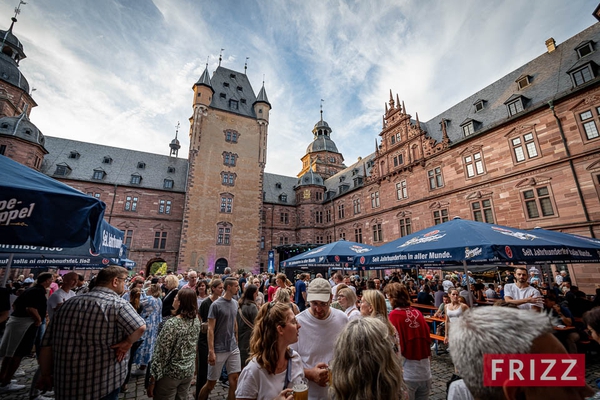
left=0, top=155, right=106, bottom=252
left=354, top=218, right=600, bottom=269
left=281, top=240, right=375, bottom=269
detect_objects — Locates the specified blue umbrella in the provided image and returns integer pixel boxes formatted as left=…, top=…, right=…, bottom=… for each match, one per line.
left=354, top=218, right=600, bottom=269
left=0, top=155, right=106, bottom=251
left=280, top=240, right=375, bottom=270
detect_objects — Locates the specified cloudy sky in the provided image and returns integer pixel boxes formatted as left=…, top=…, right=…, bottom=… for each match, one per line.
left=1, top=0, right=597, bottom=177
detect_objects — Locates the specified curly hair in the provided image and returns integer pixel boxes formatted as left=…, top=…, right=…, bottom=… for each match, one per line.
left=175, top=288, right=198, bottom=320
left=330, top=318, right=404, bottom=400
left=249, top=301, right=293, bottom=374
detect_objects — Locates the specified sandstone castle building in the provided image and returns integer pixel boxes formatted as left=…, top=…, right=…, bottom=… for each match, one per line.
left=2, top=7, right=600, bottom=293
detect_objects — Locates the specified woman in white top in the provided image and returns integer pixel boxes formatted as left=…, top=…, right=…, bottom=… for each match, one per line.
left=336, top=287, right=361, bottom=321
left=444, top=288, right=469, bottom=345
left=235, top=302, right=304, bottom=400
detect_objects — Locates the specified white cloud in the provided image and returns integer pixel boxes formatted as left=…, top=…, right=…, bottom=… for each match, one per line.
left=0, top=0, right=597, bottom=176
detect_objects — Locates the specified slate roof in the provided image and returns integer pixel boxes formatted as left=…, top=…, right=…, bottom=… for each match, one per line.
left=419, top=23, right=600, bottom=145
left=41, top=137, right=188, bottom=192
left=263, top=173, right=297, bottom=205
left=209, top=66, right=259, bottom=118
left=0, top=113, right=45, bottom=148
left=323, top=153, right=375, bottom=199
left=0, top=52, right=29, bottom=93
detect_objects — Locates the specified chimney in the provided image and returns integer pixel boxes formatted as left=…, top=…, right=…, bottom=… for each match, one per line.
left=545, top=38, right=556, bottom=53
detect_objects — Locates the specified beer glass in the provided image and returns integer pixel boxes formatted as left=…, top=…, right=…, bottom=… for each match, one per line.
left=292, top=377, right=308, bottom=400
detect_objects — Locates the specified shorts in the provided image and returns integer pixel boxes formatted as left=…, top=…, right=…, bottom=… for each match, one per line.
left=207, top=348, right=241, bottom=381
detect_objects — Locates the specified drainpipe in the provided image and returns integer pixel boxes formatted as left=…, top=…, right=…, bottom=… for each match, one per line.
left=548, top=101, right=594, bottom=238
left=108, top=183, right=118, bottom=224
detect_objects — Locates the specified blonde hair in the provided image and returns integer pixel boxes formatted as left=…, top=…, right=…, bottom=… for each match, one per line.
left=164, top=274, right=179, bottom=290
left=330, top=318, right=404, bottom=400
left=337, top=287, right=357, bottom=309
left=361, top=290, right=395, bottom=337
left=273, top=287, right=292, bottom=303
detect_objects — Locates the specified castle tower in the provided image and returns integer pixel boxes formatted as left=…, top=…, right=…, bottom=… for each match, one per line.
left=0, top=11, right=45, bottom=168
left=179, top=64, right=270, bottom=273
left=298, top=107, right=345, bottom=179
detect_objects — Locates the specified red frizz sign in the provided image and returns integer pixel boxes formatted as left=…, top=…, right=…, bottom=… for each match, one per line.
left=483, top=354, right=585, bottom=386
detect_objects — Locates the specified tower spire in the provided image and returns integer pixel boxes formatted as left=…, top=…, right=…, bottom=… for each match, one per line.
left=218, top=48, right=224, bottom=66
left=389, top=89, right=395, bottom=109
left=9, top=1, right=26, bottom=32
left=320, top=99, right=324, bottom=122
left=169, top=121, right=181, bottom=157
left=244, top=57, right=249, bottom=74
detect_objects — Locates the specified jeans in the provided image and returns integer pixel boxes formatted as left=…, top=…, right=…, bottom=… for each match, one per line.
left=405, top=379, right=431, bottom=400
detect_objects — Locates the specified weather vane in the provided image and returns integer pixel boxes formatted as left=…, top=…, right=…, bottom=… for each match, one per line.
left=320, top=99, right=325, bottom=120
left=218, top=48, right=224, bottom=66
left=244, top=57, right=249, bottom=74
left=14, top=1, right=26, bottom=19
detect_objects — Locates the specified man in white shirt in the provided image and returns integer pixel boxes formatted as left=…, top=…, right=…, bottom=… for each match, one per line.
left=46, top=272, right=78, bottom=321
left=503, top=267, right=542, bottom=311
left=291, top=278, right=348, bottom=400
left=442, top=275, right=454, bottom=292
left=484, top=284, right=497, bottom=300
left=330, top=273, right=344, bottom=301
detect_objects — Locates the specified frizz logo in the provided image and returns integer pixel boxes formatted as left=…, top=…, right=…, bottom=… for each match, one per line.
left=483, top=354, right=585, bottom=387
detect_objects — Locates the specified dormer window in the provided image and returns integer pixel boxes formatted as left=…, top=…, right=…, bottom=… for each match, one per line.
left=68, top=151, right=80, bottom=160
left=460, top=118, right=479, bottom=137
left=0, top=123, right=8, bottom=129
left=55, top=163, right=71, bottom=177
left=576, top=41, right=594, bottom=58
left=163, top=179, right=174, bottom=189
left=279, top=194, right=287, bottom=203
left=24, top=129, right=31, bottom=135
left=92, top=168, right=105, bottom=180
left=220, top=93, right=226, bottom=99
left=230, top=73, right=236, bottom=79
left=223, top=82, right=230, bottom=87
left=568, top=63, right=595, bottom=87
left=240, top=99, right=246, bottom=104
left=504, top=95, right=526, bottom=116
left=137, top=162, right=146, bottom=169
left=102, top=156, right=112, bottom=164
left=167, top=166, right=175, bottom=173
left=474, top=100, right=485, bottom=112
left=339, top=176, right=345, bottom=183
left=229, top=99, right=239, bottom=110
left=237, top=86, right=243, bottom=91
left=130, top=174, right=142, bottom=185
left=516, top=75, right=531, bottom=90
left=275, top=182, right=282, bottom=189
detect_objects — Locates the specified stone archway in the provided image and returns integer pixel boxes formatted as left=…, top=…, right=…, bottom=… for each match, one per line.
left=145, top=257, right=167, bottom=276
left=215, top=258, right=228, bottom=275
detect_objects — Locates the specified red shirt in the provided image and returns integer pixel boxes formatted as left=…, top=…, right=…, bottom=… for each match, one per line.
left=388, top=307, right=431, bottom=360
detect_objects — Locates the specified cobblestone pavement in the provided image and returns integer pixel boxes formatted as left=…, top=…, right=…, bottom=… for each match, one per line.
left=1, top=352, right=599, bottom=399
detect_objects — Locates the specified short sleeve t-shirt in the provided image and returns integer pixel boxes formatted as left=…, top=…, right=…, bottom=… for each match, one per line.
left=503, top=284, right=541, bottom=310
left=208, top=297, right=238, bottom=352
left=235, top=350, right=304, bottom=400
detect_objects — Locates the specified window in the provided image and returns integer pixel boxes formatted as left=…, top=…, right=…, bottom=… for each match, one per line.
left=124, top=230, right=133, bottom=247
left=92, top=169, right=104, bottom=180
left=221, top=172, right=236, bottom=186
left=221, top=196, right=233, bottom=213
left=279, top=236, right=289, bottom=245
left=223, top=82, right=230, bottom=88
left=354, top=228, right=362, bottom=243
left=137, top=162, right=145, bottom=169
left=464, top=152, right=485, bottom=178
left=338, top=204, right=345, bottom=219
left=0, top=145, right=5, bottom=155
left=326, top=234, right=332, bottom=244
left=280, top=212, right=289, bottom=224
left=507, top=98, right=524, bottom=116
left=511, top=133, right=539, bottom=162
left=339, top=232, right=346, bottom=240
left=158, top=199, right=171, bottom=214
left=167, top=166, right=176, bottom=173
left=471, top=199, right=494, bottom=223
left=163, top=179, right=174, bottom=189
left=315, top=211, right=323, bottom=224
left=462, top=122, right=475, bottom=137
left=154, top=231, right=167, bottom=249
left=326, top=209, right=331, bottom=223
left=371, top=192, right=380, bottom=208
left=225, top=130, right=239, bottom=143
left=220, top=93, right=227, bottom=99
left=353, top=198, right=361, bottom=214
left=390, top=135, right=396, bottom=145
left=316, top=192, right=323, bottom=201
left=399, top=218, right=412, bottom=237
left=523, top=187, right=555, bottom=219
left=124, top=196, right=138, bottom=211
left=474, top=100, right=485, bottom=112
left=223, top=152, right=237, bottom=166
left=279, top=194, right=287, bottom=203
left=237, top=86, right=243, bottom=91
left=229, top=99, right=239, bottom=110
left=433, top=209, right=449, bottom=225
left=580, top=110, right=600, bottom=140
left=393, top=154, right=403, bottom=167
left=516, top=76, right=530, bottom=90
left=217, top=223, right=232, bottom=245
left=316, top=236, right=324, bottom=244
left=102, top=156, right=112, bottom=164
left=68, top=151, right=80, bottom=159
left=372, top=223, right=383, bottom=242
left=428, top=167, right=444, bottom=190
left=55, top=164, right=70, bottom=176
left=577, top=41, right=594, bottom=58
left=571, top=65, right=594, bottom=87
left=396, top=180, right=408, bottom=200
left=130, top=175, right=142, bottom=185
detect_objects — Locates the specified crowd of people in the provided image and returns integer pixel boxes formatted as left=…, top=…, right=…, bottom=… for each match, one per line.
left=0, top=265, right=598, bottom=399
